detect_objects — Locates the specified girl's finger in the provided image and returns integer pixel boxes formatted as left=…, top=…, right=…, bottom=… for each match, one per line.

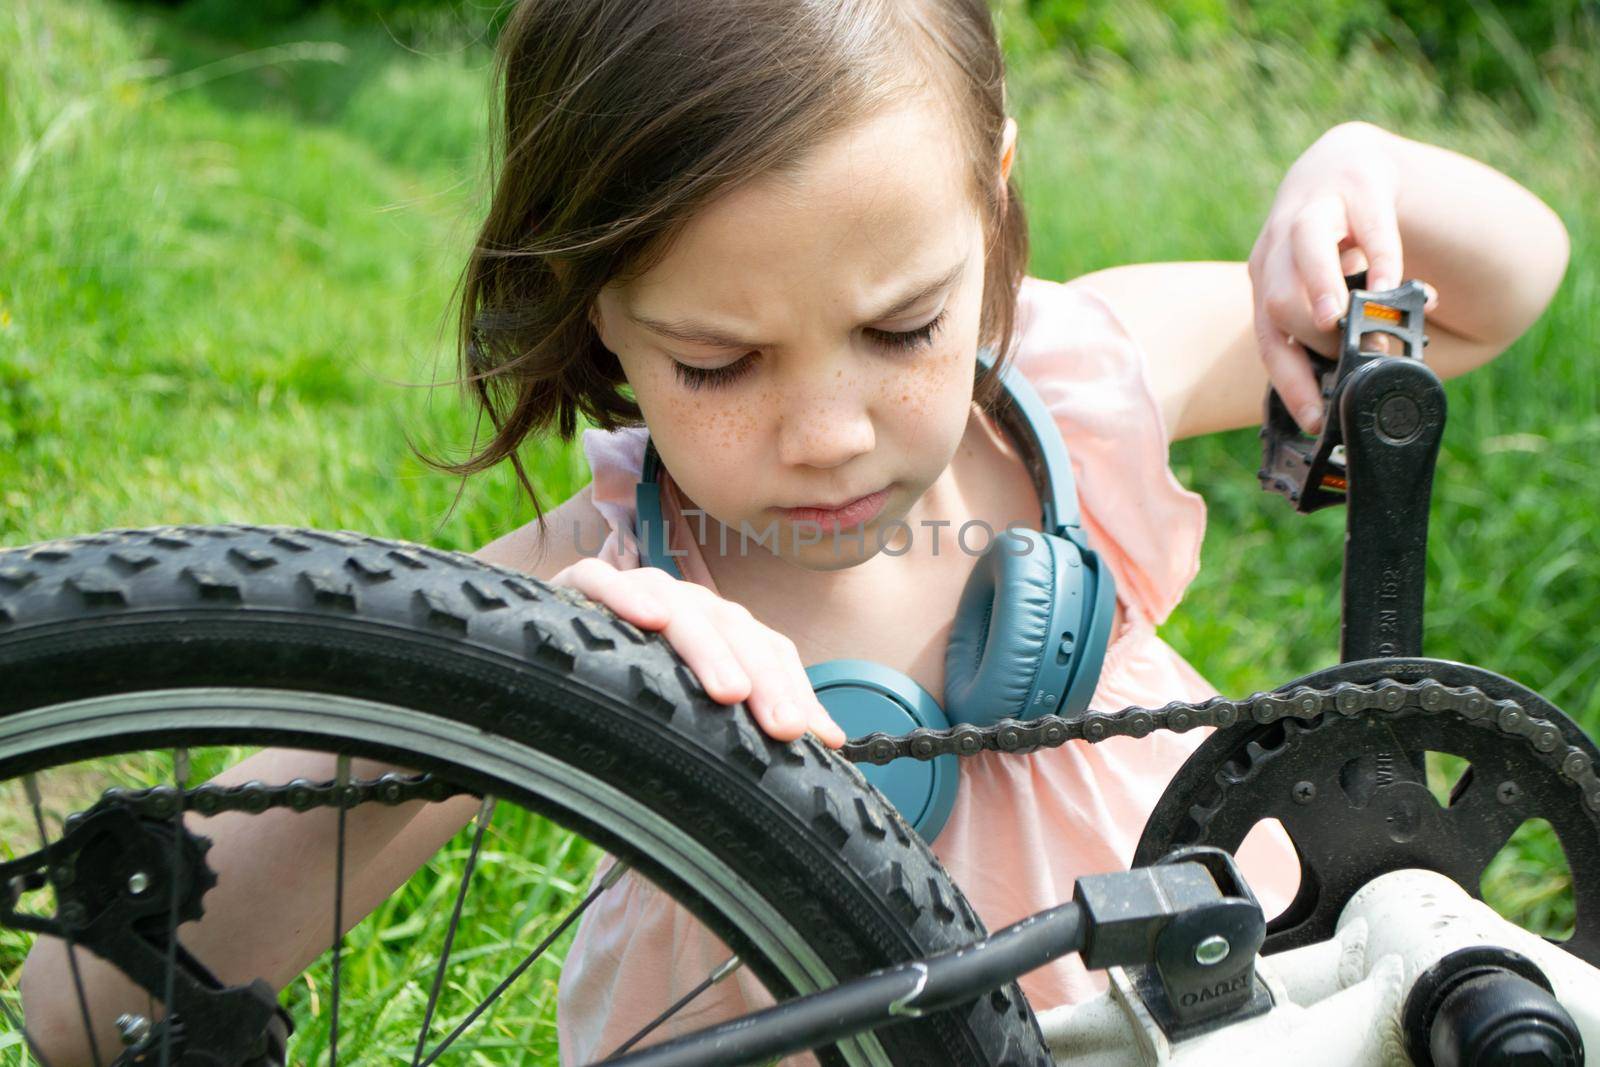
left=1288, top=195, right=1353, bottom=331
left=561, top=561, right=670, bottom=629
left=611, top=568, right=673, bottom=629
left=656, top=598, right=751, bottom=705
left=1262, top=239, right=1339, bottom=359
left=802, top=688, right=846, bottom=749
left=1338, top=243, right=1369, bottom=277
left=718, top=611, right=806, bottom=741
left=551, top=557, right=624, bottom=610
left=1343, top=180, right=1404, bottom=292
left=1257, top=313, right=1324, bottom=434
left=771, top=634, right=846, bottom=749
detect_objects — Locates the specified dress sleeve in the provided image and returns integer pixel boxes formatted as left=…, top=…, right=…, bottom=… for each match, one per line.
left=1007, top=275, right=1208, bottom=627
left=579, top=425, right=649, bottom=569
left=578, top=424, right=726, bottom=592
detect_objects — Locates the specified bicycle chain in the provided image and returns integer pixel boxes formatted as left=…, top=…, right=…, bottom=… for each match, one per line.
left=840, top=676, right=1600, bottom=815
left=66, top=770, right=468, bottom=828
left=67, top=678, right=1600, bottom=822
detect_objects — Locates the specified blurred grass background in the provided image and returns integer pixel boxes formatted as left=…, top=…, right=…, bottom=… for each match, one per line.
left=2, top=0, right=1596, bottom=1058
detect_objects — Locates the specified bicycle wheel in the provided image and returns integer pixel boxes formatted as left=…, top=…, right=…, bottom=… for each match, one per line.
left=0, top=524, right=1048, bottom=1066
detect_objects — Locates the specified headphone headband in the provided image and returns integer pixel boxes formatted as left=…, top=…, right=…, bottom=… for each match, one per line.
left=974, top=345, right=1083, bottom=538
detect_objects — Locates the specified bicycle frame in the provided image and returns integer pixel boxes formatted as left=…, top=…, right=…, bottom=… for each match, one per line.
left=1038, top=870, right=1600, bottom=1066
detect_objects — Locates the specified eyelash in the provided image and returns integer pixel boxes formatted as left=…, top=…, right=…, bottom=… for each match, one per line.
left=671, top=311, right=948, bottom=390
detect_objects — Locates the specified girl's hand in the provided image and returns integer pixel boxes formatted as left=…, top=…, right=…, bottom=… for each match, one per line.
left=1247, top=121, right=1438, bottom=434
left=549, top=557, right=847, bottom=748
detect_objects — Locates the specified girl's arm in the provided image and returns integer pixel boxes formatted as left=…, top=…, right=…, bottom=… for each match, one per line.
left=1070, top=122, right=1571, bottom=441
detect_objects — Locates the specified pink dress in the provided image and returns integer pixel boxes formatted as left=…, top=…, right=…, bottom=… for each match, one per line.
left=556, top=275, right=1301, bottom=1063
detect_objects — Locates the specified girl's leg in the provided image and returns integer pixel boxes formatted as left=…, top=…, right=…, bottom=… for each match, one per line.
left=18, top=745, right=481, bottom=1065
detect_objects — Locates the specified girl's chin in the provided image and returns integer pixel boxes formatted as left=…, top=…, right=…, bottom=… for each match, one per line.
left=786, top=537, right=883, bottom=572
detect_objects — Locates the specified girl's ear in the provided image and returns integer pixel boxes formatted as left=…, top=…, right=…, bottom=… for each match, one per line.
left=999, top=117, right=1018, bottom=185
left=587, top=300, right=608, bottom=346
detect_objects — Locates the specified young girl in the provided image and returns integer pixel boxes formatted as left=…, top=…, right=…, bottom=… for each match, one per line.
left=20, top=0, right=1570, bottom=1062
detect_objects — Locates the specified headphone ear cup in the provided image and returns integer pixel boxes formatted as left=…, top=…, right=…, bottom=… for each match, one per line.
left=1057, top=544, right=1118, bottom=720
left=806, top=660, right=958, bottom=843
left=943, top=528, right=1057, bottom=728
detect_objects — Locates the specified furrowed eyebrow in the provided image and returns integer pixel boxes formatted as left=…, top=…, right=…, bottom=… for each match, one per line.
left=630, top=259, right=966, bottom=350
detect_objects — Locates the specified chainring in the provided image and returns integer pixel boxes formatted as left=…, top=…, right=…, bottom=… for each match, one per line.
left=1134, top=658, right=1600, bottom=962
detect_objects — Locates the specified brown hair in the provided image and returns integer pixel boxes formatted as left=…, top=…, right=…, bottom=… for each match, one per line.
left=443, top=0, right=1029, bottom=530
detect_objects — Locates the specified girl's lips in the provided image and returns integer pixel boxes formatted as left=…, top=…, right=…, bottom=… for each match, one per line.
left=778, top=487, right=890, bottom=531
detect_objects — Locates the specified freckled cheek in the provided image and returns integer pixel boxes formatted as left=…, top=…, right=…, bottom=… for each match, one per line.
left=648, top=379, right=775, bottom=518
left=669, top=382, right=765, bottom=439
left=882, top=343, right=971, bottom=451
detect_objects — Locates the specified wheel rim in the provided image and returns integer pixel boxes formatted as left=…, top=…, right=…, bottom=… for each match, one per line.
left=0, top=687, right=892, bottom=1066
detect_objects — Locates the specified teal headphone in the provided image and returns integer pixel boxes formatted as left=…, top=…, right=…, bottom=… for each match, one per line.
left=634, top=347, right=1117, bottom=842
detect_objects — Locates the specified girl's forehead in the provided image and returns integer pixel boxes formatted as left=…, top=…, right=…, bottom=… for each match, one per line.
left=618, top=100, right=981, bottom=326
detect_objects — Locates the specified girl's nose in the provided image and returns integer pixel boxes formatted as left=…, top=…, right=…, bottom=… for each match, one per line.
left=775, top=386, right=876, bottom=472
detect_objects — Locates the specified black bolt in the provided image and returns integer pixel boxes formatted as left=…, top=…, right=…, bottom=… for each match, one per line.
left=1293, top=780, right=1318, bottom=804
left=1496, top=781, right=1522, bottom=805
left=1376, top=393, right=1423, bottom=443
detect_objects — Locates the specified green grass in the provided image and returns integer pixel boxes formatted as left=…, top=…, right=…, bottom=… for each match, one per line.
left=3, top=0, right=1597, bottom=1058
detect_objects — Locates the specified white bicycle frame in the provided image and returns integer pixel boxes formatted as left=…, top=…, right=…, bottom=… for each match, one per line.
left=1038, top=868, right=1598, bottom=1066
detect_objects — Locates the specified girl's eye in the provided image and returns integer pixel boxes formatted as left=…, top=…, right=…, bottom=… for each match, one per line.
left=669, top=310, right=947, bottom=390
left=866, top=309, right=947, bottom=351
left=672, top=355, right=756, bottom=391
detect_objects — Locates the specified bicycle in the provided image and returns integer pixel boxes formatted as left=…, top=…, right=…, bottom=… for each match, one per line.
left=2, top=280, right=1596, bottom=1066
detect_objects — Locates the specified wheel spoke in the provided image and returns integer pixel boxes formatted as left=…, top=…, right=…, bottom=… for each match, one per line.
left=158, top=748, right=189, bottom=1067
left=329, top=754, right=351, bottom=1067
left=24, top=773, right=104, bottom=1067
left=4, top=777, right=67, bottom=1067
left=416, top=861, right=630, bottom=1067
left=607, top=955, right=743, bottom=1057
left=410, top=795, right=497, bottom=1067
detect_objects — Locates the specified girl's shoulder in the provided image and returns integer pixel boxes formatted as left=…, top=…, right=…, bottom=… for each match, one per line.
left=1011, top=274, right=1170, bottom=422
left=474, top=481, right=614, bottom=580
left=1008, top=274, right=1207, bottom=627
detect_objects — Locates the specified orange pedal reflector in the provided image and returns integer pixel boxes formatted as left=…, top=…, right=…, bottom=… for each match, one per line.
left=1362, top=303, right=1402, bottom=325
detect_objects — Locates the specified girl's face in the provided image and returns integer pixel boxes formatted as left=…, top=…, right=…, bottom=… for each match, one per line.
left=592, top=96, right=1010, bottom=572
